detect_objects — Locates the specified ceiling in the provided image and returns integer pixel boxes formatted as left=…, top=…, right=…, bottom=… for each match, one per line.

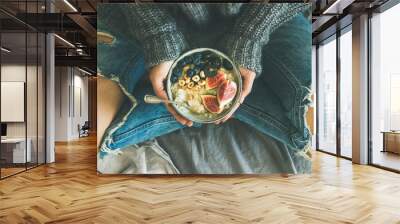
left=0, top=0, right=394, bottom=73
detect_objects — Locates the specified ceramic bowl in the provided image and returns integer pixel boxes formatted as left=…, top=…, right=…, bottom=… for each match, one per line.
left=166, top=48, right=242, bottom=123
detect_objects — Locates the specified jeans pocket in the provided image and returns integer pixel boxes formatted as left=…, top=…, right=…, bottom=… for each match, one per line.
left=258, top=55, right=312, bottom=150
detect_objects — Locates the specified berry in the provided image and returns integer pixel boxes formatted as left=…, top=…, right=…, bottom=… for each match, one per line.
left=223, top=59, right=233, bottom=70
left=193, top=57, right=201, bottom=65
left=192, top=52, right=202, bottom=64
left=171, top=75, right=178, bottom=83
left=173, top=67, right=180, bottom=75
left=193, top=67, right=200, bottom=75
left=187, top=69, right=196, bottom=77
left=205, top=68, right=217, bottom=77
left=208, top=56, right=221, bottom=68
left=184, top=56, right=193, bottom=64
left=196, top=62, right=206, bottom=70
left=177, top=60, right=185, bottom=69
left=171, top=68, right=181, bottom=81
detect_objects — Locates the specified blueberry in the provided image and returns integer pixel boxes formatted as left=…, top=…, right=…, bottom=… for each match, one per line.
left=171, top=75, right=178, bottom=83
left=193, top=52, right=202, bottom=60
left=172, top=67, right=180, bottom=75
left=177, top=60, right=185, bottom=69
left=193, top=57, right=202, bottom=65
left=213, top=61, right=221, bottom=68
left=223, top=59, right=233, bottom=70
left=196, top=62, right=206, bottom=70
left=205, top=68, right=217, bottom=77
left=173, top=66, right=180, bottom=74
left=187, top=69, right=196, bottom=77
left=171, top=72, right=179, bottom=81
left=185, top=56, right=193, bottom=64
left=208, top=56, right=222, bottom=68
left=179, top=58, right=188, bottom=66
left=209, top=61, right=220, bottom=69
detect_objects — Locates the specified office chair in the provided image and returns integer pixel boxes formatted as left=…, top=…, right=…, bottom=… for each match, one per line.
left=79, top=121, right=90, bottom=138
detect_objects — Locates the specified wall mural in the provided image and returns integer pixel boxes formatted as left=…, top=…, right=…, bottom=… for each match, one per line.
left=97, top=3, right=312, bottom=174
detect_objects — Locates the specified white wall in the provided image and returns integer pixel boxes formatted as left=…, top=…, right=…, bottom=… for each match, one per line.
left=55, top=67, right=69, bottom=141
left=1, top=65, right=26, bottom=139
left=54, top=67, right=89, bottom=141
left=1, top=64, right=40, bottom=137
left=72, top=73, right=89, bottom=138
left=1, top=63, right=46, bottom=164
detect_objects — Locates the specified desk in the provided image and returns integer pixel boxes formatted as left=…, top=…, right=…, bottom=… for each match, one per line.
left=1, top=138, right=31, bottom=163
left=382, top=131, right=400, bottom=154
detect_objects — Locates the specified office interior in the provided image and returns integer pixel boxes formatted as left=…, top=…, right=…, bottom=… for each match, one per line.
left=1, top=0, right=97, bottom=179
left=312, top=0, right=400, bottom=172
left=0, top=0, right=399, bottom=179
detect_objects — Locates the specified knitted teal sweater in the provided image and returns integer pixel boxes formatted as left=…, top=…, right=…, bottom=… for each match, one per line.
left=122, top=3, right=309, bottom=75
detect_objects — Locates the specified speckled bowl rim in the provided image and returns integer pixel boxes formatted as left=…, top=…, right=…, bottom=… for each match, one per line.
left=166, top=48, right=242, bottom=124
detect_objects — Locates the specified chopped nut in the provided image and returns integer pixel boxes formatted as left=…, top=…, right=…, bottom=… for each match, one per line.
left=192, top=75, right=200, bottom=82
left=178, top=79, right=186, bottom=87
left=200, top=71, right=205, bottom=78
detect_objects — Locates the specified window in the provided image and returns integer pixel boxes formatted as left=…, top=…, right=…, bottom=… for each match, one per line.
left=339, top=28, right=352, bottom=158
left=317, top=36, right=337, bottom=154
left=0, top=2, right=47, bottom=179
left=370, top=2, right=400, bottom=171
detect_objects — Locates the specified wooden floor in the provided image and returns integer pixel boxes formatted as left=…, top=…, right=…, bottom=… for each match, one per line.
left=0, top=167, right=26, bottom=178
left=1, top=136, right=400, bottom=224
left=1, top=163, right=45, bottom=178
left=372, top=150, right=400, bottom=171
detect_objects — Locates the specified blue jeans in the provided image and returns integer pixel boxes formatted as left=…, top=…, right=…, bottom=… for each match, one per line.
left=97, top=9, right=311, bottom=157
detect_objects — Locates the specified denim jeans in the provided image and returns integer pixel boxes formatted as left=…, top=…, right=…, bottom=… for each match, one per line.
left=97, top=8, right=311, bottom=158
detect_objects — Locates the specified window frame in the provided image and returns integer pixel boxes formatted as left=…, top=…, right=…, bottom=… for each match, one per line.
left=0, top=1, right=48, bottom=180
left=315, top=24, right=353, bottom=160
left=367, top=1, right=400, bottom=173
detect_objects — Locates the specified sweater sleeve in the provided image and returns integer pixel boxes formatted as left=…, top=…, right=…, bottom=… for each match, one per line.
left=122, top=4, right=187, bottom=68
left=222, top=3, right=309, bottom=75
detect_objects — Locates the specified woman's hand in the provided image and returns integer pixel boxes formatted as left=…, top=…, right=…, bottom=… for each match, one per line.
left=149, top=62, right=254, bottom=126
left=216, top=67, right=256, bottom=124
left=148, top=61, right=194, bottom=127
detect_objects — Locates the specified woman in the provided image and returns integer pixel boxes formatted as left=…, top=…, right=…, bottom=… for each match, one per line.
left=97, top=3, right=312, bottom=174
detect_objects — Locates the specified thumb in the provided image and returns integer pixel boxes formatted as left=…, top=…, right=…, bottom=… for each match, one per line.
left=239, top=68, right=256, bottom=103
left=152, top=78, right=168, bottom=100
left=149, top=61, right=173, bottom=100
